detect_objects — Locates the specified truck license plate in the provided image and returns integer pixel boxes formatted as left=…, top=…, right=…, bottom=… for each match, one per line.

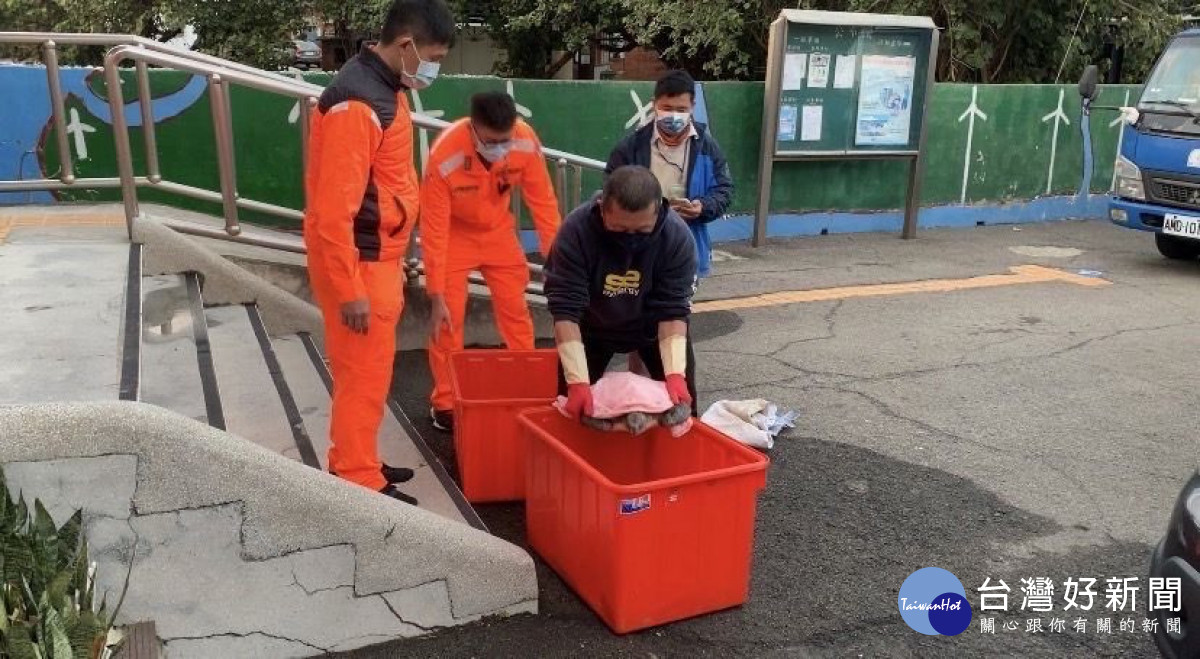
left=1163, top=213, right=1200, bottom=239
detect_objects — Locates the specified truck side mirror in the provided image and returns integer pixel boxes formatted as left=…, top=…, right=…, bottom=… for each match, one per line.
left=1078, top=65, right=1100, bottom=101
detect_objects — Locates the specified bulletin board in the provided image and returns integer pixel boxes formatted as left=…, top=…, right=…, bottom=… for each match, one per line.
left=754, top=10, right=940, bottom=244
left=775, top=23, right=933, bottom=153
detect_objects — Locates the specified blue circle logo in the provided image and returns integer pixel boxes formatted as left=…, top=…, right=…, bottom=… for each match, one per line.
left=898, top=567, right=973, bottom=636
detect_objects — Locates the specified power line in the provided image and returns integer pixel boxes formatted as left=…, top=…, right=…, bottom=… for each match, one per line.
left=1055, top=0, right=1092, bottom=84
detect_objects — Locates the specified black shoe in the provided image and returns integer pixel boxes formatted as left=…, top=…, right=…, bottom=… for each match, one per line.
left=381, top=463, right=415, bottom=484
left=380, top=484, right=418, bottom=505
left=430, top=407, right=454, bottom=432
left=330, top=465, right=415, bottom=484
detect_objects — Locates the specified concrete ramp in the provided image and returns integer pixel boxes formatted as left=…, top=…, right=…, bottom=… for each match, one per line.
left=0, top=223, right=132, bottom=403
left=0, top=402, right=537, bottom=657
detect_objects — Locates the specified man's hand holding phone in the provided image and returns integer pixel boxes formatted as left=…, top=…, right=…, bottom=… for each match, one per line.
left=669, top=197, right=703, bottom=220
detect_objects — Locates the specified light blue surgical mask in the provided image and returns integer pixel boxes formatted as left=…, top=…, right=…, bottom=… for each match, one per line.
left=478, top=143, right=511, bottom=163
left=402, top=41, right=440, bottom=89
left=656, top=111, right=690, bottom=136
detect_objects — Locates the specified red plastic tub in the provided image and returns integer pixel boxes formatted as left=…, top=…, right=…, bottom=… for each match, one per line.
left=520, top=407, right=769, bottom=633
left=449, top=349, right=559, bottom=502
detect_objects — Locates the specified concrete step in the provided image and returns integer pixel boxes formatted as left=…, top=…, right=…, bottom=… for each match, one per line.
left=203, top=305, right=305, bottom=461
left=272, top=334, right=477, bottom=525
left=0, top=226, right=133, bottom=404
left=139, top=274, right=209, bottom=425
left=173, top=301, right=479, bottom=528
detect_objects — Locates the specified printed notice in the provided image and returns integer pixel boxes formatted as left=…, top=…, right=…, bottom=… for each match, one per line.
left=782, top=53, right=807, bottom=90
left=778, top=104, right=798, bottom=142
left=808, top=53, right=831, bottom=88
left=801, top=105, right=823, bottom=141
left=855, top=55, right=916, bottom=146
left=834, top=55, right=857, bottom=89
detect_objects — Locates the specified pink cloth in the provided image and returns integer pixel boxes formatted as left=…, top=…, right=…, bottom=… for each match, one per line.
left=553, top=371, right=692, bottom=437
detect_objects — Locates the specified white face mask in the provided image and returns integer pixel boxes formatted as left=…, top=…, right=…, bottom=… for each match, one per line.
left=471, top=124, right=512, bottom=163
left=401, top=41, right=440, bottom=89
left=477, top=141, right=511, bottom=163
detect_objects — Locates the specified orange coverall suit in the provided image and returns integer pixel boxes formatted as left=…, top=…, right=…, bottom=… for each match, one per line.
left=303, top=49, right=419, bottom=491
left=421, top=118, right=561, bottom=412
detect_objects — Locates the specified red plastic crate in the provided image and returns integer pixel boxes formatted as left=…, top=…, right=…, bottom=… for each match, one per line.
left=520, top=408, right=769, bottom=633
left=449, top=349, right=559, bottom=502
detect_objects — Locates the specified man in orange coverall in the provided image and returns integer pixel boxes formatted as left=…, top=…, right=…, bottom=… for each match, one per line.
left=421, top=91, right=561, bottom=431
left=304, top=0, right=455, bottom=504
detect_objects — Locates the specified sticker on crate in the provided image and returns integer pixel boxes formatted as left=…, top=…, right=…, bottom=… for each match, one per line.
left=619, top=494, right=652, bottom=515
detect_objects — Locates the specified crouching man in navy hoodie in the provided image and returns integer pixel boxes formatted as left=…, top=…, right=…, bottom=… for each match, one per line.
left=544, top=165, right=699, bottom=419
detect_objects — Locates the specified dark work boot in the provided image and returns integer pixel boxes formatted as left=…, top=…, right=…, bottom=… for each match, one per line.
left=330, top=465, right=415, bottom=484
left=380, top=485, right=418, bottom=506
left=381, top=463, right=415, bottom=484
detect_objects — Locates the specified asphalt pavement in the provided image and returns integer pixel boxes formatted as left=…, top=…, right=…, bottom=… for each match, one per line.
left=354, top=218, right=1199, bottom=658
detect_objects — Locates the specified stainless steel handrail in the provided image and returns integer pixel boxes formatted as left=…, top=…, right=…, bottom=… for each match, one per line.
left=0, top=31, right=608, bottom=292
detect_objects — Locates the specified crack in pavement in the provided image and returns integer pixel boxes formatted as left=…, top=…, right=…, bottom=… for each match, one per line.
left=165, top=630, right=327, bottom=653
left=858, top=393, right=1122, bottom=547
left=1043, top=321, right=1198, bottom=359
left=754, top=319, right=1200, bottom=391
left=289, top=566, right=353, bottom=597
left=695, top=345, right=860, bottom=384
left=772, top=377, right=1185, bottom=493
left=378, top=593, right=438, bottom=633
left=798, top=383, right=1121, bottom=538
left=956, top=327, right=1037, bottom=359
left=768, top=299, right=846, bottom=357
left=824, top=385, right=1021, bottom=457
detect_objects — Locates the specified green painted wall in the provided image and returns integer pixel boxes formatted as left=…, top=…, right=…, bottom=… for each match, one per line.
left=30, top=70, right=1140, bottom=229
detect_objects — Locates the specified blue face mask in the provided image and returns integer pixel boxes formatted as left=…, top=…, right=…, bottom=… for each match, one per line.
left=656, top=111, right=690, bottom=136
left=402, top=42, right=440, bottom=89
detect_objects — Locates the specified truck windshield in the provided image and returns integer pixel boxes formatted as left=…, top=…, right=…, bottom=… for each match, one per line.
left=1140, top=35, right=1200, bottom=115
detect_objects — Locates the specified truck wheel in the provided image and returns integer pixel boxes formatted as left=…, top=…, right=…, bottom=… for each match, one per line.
left=1155, top=233, right=1200, bottom=260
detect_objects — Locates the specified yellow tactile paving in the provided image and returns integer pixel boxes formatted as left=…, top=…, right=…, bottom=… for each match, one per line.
left=0, top=208, right=124, bottom=244
left=694, top=265, right=1111, bottom=313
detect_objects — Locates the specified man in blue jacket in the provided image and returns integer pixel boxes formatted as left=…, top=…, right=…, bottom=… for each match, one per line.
left=544, top=165, right=699, bottom=418
left=605, top=69, right=734, bottom=279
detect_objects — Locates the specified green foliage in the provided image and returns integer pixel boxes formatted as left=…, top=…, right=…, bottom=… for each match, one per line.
left=835, top=0, right=1185, bottom=84
left=309, top=0, right=392, bottom=38
left=0, top=0, right=1189, bottom=79
left=0, top=472, right=112, bottom=659
left=0, top=0, right=306, bottom=69
left=0, top=0, right=184, bottom=64
left=161, top=0, right=310, bottom=69
left=484, top=0, right=1188, bottom=81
